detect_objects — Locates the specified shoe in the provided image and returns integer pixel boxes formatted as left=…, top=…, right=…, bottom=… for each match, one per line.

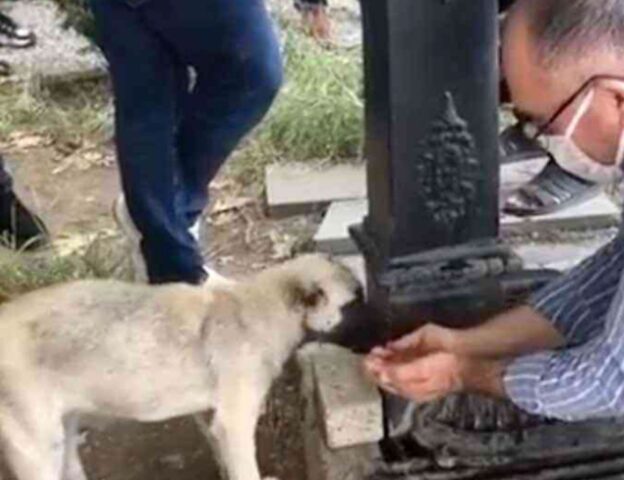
left=0, top=188, right=49, bottom=251
left=0, top=12, right=36, bottom=49
left=113, top=195, right=232, bottom=285
left=0, top=157, right=49, bottom=251
left=203, top=265, right=235, bottom=287
left=499, top=123, right=601, bottom=217
left=503, top=159, right=600, bottom=217
left=499, top=122, right=549, bottom=164
left=0, top=60, right=11, bottom=77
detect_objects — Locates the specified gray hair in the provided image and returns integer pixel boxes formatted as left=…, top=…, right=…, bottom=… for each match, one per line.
left=524, top=0, right=624, bottom=68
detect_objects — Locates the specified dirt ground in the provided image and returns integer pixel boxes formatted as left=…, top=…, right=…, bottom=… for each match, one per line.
left=0, top=140, right=321, bottom=479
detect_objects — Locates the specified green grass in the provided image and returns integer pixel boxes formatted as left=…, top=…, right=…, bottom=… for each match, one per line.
left=229, top=29, right=364, bottom=181
left=0, top=233, right=131, bottom=304
left=0, top=79, right=111, bottom=148
left=0, top=22, right=364, bottom=181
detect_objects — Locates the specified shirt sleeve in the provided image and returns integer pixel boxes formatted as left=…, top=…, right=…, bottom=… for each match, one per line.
left=504, top=337, right=624, bottom=421
left=528, top=238, right=624, bottom=346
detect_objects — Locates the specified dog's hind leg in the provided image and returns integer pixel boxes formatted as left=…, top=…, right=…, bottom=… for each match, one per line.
left=0, top=407, right=65, bottom=480
left=62, top=415, right=87, bottom=480
left=208, top=378, right=270, bottom=480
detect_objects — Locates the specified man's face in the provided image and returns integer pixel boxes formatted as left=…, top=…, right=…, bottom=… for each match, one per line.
left=502, top=11, right=624, bottom=165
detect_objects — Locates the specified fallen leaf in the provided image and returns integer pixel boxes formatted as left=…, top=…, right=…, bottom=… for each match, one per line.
left=212, top=197, right=255, bottom=215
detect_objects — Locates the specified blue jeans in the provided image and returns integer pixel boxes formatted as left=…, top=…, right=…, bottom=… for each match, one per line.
left=89, top=0, right=282, bottom=284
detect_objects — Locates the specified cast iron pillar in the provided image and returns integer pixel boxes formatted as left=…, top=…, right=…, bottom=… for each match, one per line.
left=352, top=0, right=541, bottom=336
left=353, top=2, right=624, bottom=478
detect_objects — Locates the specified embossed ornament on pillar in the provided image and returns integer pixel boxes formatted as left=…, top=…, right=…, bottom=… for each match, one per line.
left=414, top=92, right=480, bottom=237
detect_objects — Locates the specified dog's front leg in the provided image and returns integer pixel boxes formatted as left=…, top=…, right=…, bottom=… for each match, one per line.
left=62, top=415, right=87, bottom=480
left=208, top=379, right=269, bottom=480
left=0, top=409, right=65, bottom=480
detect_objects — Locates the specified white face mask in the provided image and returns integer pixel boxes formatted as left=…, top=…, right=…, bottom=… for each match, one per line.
left=541, top=88, right=624, bottom=184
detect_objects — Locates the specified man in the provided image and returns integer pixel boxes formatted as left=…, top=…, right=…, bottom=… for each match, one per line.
left=366, top=0, right=624, bottom=421
left=0, top=155, right=48, bottom=250
left=89, top=0, right=282, bottom=284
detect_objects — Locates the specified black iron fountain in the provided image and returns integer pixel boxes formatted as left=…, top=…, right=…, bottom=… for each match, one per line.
left=351, top=1, right=624, bottom=478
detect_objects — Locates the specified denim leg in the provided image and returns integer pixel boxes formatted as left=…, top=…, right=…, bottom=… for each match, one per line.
left=89, top=0, right=204, bottom=284
left=142, top=0, right=283, bottom=225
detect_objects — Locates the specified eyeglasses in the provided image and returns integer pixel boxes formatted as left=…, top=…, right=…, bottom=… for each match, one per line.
left=518, top=74, right=624, bottom=140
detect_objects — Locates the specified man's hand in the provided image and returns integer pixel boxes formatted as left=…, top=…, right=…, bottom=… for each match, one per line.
left=367, top=323, right=457, bottom=363
left=364, top=350, right=508, bottom=402
left=365, top=351, right=465, bottom=402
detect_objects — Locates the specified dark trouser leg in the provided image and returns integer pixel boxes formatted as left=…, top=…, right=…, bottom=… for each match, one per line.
left=89, top=0, right=204, bottom=284
left=142, top=0, right=283, bottom=226
left=0, top=155, right=48, bottom=250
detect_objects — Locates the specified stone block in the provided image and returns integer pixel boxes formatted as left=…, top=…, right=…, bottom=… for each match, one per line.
left=297, top=344, right=381, bottom=480
left=315, top=200, right=368, bottom=254
left=502, top=192, right=620, bottom=234
left=266, top=163, right=366, bottom=218
left=314, top=195, right=620, bottom=255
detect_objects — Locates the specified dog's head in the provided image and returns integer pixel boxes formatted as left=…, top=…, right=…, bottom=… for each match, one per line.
left=282, top=254, right=386, bottom=353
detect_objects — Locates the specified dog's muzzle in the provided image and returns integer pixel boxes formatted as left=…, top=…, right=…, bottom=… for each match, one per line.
left=304, top=292, right=388, bottom=354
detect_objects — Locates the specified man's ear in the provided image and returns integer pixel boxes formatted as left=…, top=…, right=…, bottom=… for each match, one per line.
left=288, top=279, right=326, bottom=309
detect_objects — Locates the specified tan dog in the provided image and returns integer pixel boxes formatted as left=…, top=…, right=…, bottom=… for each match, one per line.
left=0, top=254, right=365, bottom=480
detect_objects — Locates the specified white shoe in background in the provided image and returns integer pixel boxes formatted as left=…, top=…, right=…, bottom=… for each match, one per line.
left=114, top=195, right=234, bottom=286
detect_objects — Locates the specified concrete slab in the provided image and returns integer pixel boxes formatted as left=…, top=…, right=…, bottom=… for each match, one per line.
left=315, top=194, right=620, bottom=255
left=297, top=345, right=380, bottom=480
left=502, top=192, right=620, bottom=234
left=514, top=237, right=613, bottom=272
left=315, top=199, right=368, bottom=254
left=268, top=158, right=548, bottom=220
left=265, top=162, right=366, bottom=218
left=1, top=0, right=106, bottom=84
left=300, top=344, right=383, bottom=450
left=338, top=255, right=366, bottom=288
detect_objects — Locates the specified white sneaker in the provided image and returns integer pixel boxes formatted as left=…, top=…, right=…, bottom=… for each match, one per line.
left=189, top=220, right=201, bottom=242
left=203, top=265, right=236, bottom=287
left=114, top=195, right=233, bottom=286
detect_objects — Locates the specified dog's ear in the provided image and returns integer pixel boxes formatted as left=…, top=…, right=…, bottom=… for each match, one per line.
left=288, top=279, right=326, bottom=309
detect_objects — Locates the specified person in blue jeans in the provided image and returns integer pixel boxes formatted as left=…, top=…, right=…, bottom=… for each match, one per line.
left=89, top=0, right=282, bottom=285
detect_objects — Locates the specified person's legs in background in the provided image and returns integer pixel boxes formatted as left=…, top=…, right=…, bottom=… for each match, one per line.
left=294, top=0, right=331, bottom=42
left=90, top=0, right=205, bottom=284
left=0, top=155, right=48, bottom=250
left=90, top=0, right=281, bottom=284
left=142, top=0, right=283, bottom=231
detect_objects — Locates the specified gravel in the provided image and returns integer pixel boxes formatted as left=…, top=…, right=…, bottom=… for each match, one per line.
left=0, top=0, right=105, bottom=82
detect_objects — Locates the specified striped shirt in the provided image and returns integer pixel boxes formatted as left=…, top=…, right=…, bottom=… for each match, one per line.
left=504, top=233, right=624, bottom=421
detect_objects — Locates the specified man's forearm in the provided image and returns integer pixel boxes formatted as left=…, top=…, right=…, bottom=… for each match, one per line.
left=459, top=356, right=509, bottom=399
left=449, top=305, right=565, bottom=359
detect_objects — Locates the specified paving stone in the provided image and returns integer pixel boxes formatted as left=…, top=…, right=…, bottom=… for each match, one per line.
left=297, top=345, right=380, bottom=480
left=265, top=162, right=366, bottom=218
left=315, top=199, right=368, bottom=254
left=315, top=194, right=620, bottom=255
left=268, top=158, right=548, bottom=220
left=338, top=255, right=366, bottom=289
left=1, top=0, right=106, bottom=84
left=513, top=237, right=613, bottom=272
left=502, top=192, right=620, bottom=234
left=299, top=344, right=383, bottom=450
